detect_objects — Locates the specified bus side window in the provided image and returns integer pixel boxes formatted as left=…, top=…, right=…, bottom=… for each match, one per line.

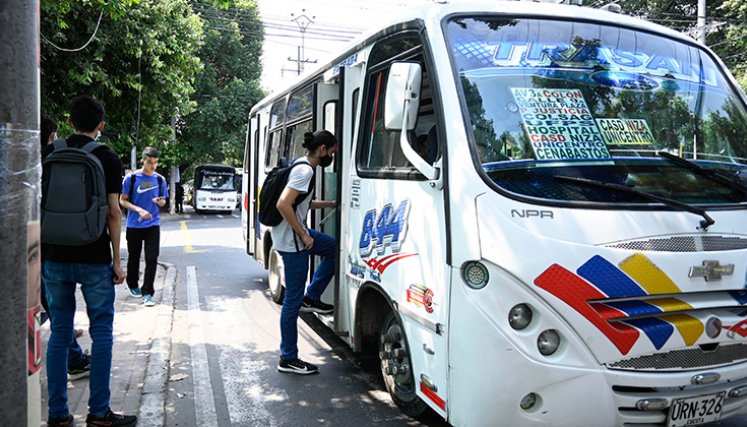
left=286, top=119, right=313, bottom=161
left=358, top=33, right=439, bottom=178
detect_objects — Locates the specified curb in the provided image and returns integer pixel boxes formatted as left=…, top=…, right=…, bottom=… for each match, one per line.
left=137, top=261, right=177, bottom=426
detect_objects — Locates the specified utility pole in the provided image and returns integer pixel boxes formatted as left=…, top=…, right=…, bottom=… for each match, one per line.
left=697, top=0, right=707, bottom=44
left=0, top=1, right=41, bottom=426
left=282, top=9, right=318, bottom=76
left=169, top=114, right=177, bottom=215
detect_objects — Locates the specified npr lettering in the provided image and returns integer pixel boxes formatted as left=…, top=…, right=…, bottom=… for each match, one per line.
left=511, top=209, right=554, bottom=219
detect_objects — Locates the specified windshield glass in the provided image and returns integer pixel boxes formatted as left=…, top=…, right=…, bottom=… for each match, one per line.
left=197, top=170, right=236, bottom=191
left=446, top=17, right=747, bottom=205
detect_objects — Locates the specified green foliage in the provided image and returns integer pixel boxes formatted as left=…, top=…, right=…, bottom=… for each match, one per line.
left=41, top=0, right=263, bottom=176
left=179, top=1, right=266, bottom=171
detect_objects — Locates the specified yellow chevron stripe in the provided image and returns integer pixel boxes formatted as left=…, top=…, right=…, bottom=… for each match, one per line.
left=648, top=298, right=693, bottom=312
left=619, top=253, right=680, bottom=295
left=660, top=314, right=704, bottom=346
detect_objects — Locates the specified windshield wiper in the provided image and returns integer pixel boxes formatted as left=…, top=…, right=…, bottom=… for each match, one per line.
left=657, top=151, right=747, bottom=195
left=554, top=175, right=715, bottom=230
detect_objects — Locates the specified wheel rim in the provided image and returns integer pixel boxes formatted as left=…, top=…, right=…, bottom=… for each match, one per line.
left=380, top=316, right=417, bottom=402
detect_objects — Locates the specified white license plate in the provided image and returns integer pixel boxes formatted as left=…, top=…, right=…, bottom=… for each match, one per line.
left=668, top=392, right=725, bottom=427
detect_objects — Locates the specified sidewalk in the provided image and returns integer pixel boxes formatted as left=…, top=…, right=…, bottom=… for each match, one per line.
left=39, top=261, right=177, bottom=426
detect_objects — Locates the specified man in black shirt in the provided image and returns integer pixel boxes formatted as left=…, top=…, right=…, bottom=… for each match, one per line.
left=41, top=95, right=137, bottom=427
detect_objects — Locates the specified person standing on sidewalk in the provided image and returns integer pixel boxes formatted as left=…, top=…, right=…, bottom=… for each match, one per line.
left=119, top=147, right=167, bottom=307
left=40, top=116, right=88, bottom=379
left=274, top=130, right=338, bottom=375
left=41, top=95, right=137, bottom=427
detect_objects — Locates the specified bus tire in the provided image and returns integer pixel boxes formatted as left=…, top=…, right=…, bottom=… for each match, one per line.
left=267, top=249, right=285, bottom=304
left=379, top=310, right=429, bottom=418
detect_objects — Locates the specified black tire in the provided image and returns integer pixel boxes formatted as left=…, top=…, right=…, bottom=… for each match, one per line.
left=379, top=310, right=429, bottom=418
left=268, top=250, right=285, bottom=304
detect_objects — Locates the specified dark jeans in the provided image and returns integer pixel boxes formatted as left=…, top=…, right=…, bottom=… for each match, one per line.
left=126, top=225, right=160, bottom=296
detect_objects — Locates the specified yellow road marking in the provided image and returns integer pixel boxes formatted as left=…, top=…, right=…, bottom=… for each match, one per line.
left=180, top=221, right=208, bottom=253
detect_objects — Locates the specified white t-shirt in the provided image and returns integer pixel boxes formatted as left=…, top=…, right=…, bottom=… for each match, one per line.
left=270, top=159, right=315, bottom=252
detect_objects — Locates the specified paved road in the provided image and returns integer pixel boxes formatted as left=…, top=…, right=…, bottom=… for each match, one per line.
left=158, top=208, right=445, bottom=427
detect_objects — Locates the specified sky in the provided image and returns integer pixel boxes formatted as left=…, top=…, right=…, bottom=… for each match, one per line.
left=255, top=0, right=428, bottom=93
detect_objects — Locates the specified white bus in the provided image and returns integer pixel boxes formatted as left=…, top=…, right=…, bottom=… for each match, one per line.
left=242, top=1, right=747, bottom=425
left=192, top=164, right=237, bottom=213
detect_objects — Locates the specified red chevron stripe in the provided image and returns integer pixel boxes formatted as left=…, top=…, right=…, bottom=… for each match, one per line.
left=535, top=264, right=640, bottom=355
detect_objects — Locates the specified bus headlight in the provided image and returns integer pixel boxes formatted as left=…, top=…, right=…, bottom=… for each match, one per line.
left=462, top=261, right=489, bottom=289
left=508, top=304, right=533, bottom=330
left=537, top=329, right=561, bottom=356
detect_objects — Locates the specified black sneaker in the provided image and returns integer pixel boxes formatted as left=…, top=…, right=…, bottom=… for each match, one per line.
left=68, top=351, right=91, bottom=381
left=277, top=357, right=319, bottom=375
left=85, top=409, right=137, bottom=427
left=47, top=414, right=74, bottom=427
left=300, top=297, right=334, bottom=314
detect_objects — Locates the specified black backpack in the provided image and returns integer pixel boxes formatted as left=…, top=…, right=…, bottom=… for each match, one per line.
left=127, top=172, right=165, bottom=202
left=258, top=160, right=314, bottom=226
left=41, top=139, right=109, bottom=245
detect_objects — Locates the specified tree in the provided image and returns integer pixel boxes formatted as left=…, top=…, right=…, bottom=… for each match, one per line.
left=178, top=0, right=266, bottom=172
left=41, top=0, right=206, bottom=172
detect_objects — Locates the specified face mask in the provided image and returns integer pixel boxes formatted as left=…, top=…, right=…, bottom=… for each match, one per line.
left=96, top=130, right=101, bottom=140
left=320, top=155, right=334, bottom=168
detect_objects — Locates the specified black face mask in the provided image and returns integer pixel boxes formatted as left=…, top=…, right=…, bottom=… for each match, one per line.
left=319, top=155, right=334, bottom=168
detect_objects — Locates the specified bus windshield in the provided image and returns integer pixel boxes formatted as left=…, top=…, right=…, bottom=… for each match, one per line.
left=446, top=17, right=747, bottom=205
left=195, top=166, right=236, bottom=191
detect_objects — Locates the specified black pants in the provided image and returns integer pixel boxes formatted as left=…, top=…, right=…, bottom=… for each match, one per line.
left=126, top=226, right=160, bottom=296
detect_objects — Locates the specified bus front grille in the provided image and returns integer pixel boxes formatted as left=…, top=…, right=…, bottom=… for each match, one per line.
left=605, top=235, right=747, bottom=252
left=607, top=343, right=747, bottom=371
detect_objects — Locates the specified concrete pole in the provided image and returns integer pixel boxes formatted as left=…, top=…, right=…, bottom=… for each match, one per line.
left=698, top=0, right=707, bottom=44
left=0, top=0, right=41, bottom=425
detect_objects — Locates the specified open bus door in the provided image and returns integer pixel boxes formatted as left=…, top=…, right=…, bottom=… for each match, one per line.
left=311, top=79, right=342, bottom=330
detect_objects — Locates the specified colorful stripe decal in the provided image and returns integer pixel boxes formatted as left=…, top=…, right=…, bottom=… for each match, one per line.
left=730, top=291, right=747, bottom=305
left=623, top=317, right=674, bottom=349
left=420, top=382, right=446, bottom=411
left=660, top=314, right=704, bottom=346
left=648, top=298, right=693, bottom=312
left=578, top=255, right=646, bottom=298
left=535, top=264, right=640, bottom=355
left=604, top=300, right=662, bottom=317
left=619, top=253, right=680, bottom=294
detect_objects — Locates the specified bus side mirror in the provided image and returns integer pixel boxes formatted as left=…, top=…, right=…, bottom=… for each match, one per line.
left=384, top=62, right=421, bottom=131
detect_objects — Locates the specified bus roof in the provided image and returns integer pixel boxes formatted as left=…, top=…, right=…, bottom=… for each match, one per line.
left=251, top=0, right=698, bottom=114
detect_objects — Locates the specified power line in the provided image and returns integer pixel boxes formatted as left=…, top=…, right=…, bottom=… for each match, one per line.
left=41, top=11, right=104, bottom=52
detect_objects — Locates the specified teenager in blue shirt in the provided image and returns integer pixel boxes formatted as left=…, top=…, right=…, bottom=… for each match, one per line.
left=119, top=147, right=168, bottom=307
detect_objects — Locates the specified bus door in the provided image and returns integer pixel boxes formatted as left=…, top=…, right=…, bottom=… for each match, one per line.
left=312, top=81, right=342, bottom=325
left=348, top=33, right=449, bottom=417
left=245, top=114, right=261, bottom=256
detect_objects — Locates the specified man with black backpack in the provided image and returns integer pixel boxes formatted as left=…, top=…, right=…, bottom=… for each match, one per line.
left=119, top=147, right=168, bottom=307
left=270, top=130, right=338, bottom=375
left=41, top=95, right=137, bottom=427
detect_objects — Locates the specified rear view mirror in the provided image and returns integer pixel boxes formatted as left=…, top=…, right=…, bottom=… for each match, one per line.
left=384, top=62, right=421, bottom=131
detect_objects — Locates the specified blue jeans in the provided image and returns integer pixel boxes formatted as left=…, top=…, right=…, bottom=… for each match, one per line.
left=40, top=279, right=85, bottom=368
left=43, top=261, right=115, bottom=419
left=278, top=229, right=335, bottom=360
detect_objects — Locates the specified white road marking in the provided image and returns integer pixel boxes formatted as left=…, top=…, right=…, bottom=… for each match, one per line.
left=205, top=295, right=282, bottom=426
left=187, top=266, right=218, bottom=427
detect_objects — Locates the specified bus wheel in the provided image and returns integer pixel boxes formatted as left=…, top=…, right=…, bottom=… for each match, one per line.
left=267, top=250, right=285, bottom=304
left=379, top=310, right=428, bottom=417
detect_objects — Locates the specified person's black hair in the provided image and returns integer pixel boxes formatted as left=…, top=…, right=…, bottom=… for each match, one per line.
left=142, top=146, right=159, bottom=159
left=41, top=116, right=57, bottom=148
left=301, top=130, right=337, bottom=152
left=68, top=95, right=105, bottom=132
